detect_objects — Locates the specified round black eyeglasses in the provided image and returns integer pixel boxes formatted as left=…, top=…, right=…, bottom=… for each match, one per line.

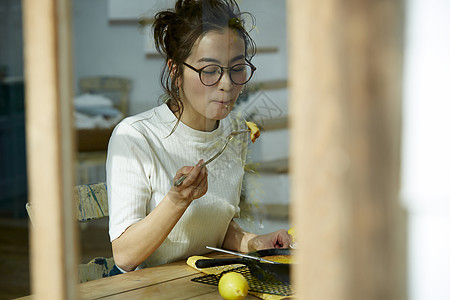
left=183, top=60, right=256, bottom=86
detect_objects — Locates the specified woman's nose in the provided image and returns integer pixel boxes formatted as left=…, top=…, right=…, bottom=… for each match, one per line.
left=217, top=71, right=234, bottom=91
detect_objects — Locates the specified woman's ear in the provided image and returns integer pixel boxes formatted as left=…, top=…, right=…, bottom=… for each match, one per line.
left=167, top=59, right=180, bottom=88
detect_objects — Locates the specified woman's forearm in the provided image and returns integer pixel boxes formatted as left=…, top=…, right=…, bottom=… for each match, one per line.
left=222, top=220, right=257, bottom=253
left=111, top=194, right=187, bottom=271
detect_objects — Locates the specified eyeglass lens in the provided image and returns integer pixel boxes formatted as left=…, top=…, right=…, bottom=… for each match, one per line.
left=200, top=64, right=253, bottom=86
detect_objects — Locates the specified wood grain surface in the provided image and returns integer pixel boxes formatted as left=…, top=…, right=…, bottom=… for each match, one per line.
left=288, top=0, right=406, bottom=299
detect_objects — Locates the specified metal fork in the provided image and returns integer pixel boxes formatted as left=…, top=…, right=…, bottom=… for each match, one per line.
left=173, top=129, right=250, bottom=186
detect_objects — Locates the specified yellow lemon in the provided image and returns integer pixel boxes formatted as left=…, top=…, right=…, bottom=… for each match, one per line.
left=288, top=227, right=296, bottom=242
left=218, top=272, right=249, bottom=300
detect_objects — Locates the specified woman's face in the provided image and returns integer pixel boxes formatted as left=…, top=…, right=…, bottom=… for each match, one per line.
left=179, top=28, right=246, bottom=131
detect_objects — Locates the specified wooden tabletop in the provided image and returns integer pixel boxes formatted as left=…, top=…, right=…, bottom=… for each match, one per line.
left=17, top=252, right=262, bottom=299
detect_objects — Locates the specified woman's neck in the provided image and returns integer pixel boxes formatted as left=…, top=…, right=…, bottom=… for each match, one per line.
left=168, top=102, right=218, bottom=132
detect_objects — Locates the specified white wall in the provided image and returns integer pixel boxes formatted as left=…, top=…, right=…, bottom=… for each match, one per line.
left=402, top=0, right=450, bottom=299
left=73, top=0, right=163, bottom=114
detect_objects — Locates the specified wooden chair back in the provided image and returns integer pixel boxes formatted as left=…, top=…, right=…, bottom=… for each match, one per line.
left=75, top=182, right=108, bottom=221
left=26, top=182, right=114, bottom=282
left=27, top=182, right=109, bottom=223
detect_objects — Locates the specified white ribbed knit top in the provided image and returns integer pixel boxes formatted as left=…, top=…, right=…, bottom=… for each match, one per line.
left=106, top=103, right=248, bottom=268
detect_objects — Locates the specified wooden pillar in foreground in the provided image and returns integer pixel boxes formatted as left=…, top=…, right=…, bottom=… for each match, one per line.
left=23, top=0, right=78, bottom=298
left=288, top=0, right=405, bottom=299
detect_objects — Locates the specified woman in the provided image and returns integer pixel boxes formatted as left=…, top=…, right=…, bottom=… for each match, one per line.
left=107, top=0, right=291, bottom=274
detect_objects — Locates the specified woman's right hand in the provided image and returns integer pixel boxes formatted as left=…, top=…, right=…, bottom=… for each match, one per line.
left=169, top=159, right=208, bottom=208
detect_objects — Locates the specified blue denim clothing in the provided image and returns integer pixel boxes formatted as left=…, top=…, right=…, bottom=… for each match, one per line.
left=109, top=264, right=124, bottom=276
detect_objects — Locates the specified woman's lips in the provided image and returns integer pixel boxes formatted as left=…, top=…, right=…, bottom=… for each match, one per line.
left=212, top=100, right=232, bottom=106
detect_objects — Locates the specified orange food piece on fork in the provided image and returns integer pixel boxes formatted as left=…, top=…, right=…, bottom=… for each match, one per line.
left=245, top=121, right=260, bottom=143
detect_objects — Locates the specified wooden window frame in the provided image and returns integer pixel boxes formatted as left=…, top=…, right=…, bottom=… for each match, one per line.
left=23, top=0, right=78, bottom=298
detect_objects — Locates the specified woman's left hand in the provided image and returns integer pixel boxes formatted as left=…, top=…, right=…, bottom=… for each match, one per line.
left=248, top=229, right=292, bottom=251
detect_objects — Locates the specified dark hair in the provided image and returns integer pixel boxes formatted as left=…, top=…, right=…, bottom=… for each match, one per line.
left=152, top=0, right=256, bottom=129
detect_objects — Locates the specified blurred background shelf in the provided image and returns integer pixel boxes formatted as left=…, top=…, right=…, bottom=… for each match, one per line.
left=76, top=128, right=113, bottom=152
left=246, top=158, right=288, bottom=174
